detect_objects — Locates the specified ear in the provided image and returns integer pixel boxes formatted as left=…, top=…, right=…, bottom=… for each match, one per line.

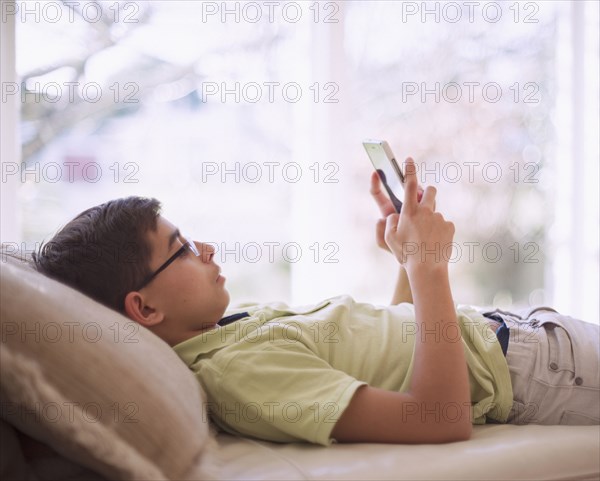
left=123, top=291, right=165, bottom=328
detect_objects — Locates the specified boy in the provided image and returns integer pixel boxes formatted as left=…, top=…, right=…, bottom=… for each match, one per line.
left=32, top=158, right=600, bottom=446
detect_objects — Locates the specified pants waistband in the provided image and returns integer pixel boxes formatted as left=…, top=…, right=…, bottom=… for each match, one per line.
left=480, top=306, right=559, bottom=357
left=482, top=312, right=511, bottom=357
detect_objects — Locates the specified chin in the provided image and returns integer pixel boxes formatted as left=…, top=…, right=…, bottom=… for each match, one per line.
left=221, top=289, right=231, bottom=307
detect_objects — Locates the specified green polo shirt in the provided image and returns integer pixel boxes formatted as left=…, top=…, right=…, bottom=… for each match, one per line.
left=173, top=295, right=513, bottom=446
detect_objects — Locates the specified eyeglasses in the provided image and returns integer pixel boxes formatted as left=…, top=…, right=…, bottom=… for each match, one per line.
left=136, top=236, right=200, bottom=291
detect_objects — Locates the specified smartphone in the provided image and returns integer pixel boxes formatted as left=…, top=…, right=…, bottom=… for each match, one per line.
left=362, top=139, right=405, bottom=213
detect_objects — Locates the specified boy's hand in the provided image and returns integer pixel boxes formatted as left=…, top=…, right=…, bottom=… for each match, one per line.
left=370, top=168, right=424, bottom=254
left=383, top=158, right=454, bottom=273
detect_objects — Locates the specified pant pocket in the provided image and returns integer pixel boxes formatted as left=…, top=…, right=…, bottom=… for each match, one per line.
left=544, top=323, right=576, bottom=380
left=559, top=410, right=600, bottom=426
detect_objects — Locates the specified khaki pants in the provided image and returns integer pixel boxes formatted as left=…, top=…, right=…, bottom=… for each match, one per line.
left=496, top=308, right=600, bottom=425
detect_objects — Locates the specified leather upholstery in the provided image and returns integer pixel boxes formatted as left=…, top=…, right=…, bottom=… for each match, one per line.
left=213, top=425, right=600, bottom=480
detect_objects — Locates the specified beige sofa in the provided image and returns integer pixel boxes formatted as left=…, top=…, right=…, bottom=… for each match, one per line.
left=1, top=247, right=599, bottom=481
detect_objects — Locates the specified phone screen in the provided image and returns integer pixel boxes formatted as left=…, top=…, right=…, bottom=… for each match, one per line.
left=363, top=140, right=404, bottom=213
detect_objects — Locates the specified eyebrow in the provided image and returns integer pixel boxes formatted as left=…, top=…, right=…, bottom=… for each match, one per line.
left=167, top=228, right=181, bottom=254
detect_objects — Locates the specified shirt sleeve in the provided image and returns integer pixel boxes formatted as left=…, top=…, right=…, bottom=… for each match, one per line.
left=197, top=340, right=367, bottom=446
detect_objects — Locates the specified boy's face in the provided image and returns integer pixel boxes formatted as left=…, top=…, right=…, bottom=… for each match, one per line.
left=124, top=215, right=230, bottom=346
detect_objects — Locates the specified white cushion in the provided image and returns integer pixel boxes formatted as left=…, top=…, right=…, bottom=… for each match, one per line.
left=0, top=251, right=217, bottom=480
left=213, top=424, right=600, bottom=480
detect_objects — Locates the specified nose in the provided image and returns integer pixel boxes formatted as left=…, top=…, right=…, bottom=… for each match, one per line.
left=195, top=241, right=215, bottom=263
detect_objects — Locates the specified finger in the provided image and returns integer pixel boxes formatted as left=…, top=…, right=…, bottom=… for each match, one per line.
left=370, top=170, right=382, bottom=195
left=385, top=213, right=400, bottom=233
left=418, top=185, right=434, bottom=210
left=420, top=185, right=437, bottom=210
left=376, top=218, right=390, bottom=251
left=370, top=171, right=396, bottom=217
left=446, top=220, right=455, bottom=236
left=402, top=157, right=419, bottom=214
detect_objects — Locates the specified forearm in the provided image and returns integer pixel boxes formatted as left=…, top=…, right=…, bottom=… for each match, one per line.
left=391, top=265, right=413, bottom=305
left=406, top=266, right=471, bottom=433
left=335, top=159, right=471, bottom=443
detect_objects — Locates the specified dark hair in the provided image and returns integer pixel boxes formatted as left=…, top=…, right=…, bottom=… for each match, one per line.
left=32, top=196, right=162, bottom=314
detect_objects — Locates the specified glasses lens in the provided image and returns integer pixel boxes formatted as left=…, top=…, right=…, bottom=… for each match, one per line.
left=185, top=237, right=200, bottom=256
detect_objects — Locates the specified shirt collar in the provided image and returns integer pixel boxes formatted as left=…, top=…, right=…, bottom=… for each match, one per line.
left=173, top=311, right=251, bottom=366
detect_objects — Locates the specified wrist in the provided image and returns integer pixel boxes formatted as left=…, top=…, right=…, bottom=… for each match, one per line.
left=405, top=262, right=449, bottom=281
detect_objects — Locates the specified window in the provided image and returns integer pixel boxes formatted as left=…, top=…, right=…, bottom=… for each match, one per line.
left=3, top=0, right=598, bottom=323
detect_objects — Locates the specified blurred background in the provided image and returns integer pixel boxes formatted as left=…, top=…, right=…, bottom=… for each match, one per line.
left=1, top=0, right=598, bottom=322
